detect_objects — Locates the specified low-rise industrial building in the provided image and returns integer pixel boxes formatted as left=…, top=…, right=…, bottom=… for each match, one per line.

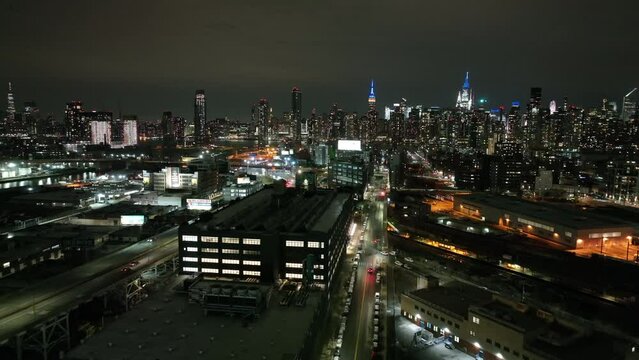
left=453, top=193, right=635, bottom=248
left=178, top=187, right=353, bottom=289
left=401, top=281, right=630, bottom=360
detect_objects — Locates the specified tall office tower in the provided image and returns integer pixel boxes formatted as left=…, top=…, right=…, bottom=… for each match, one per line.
left=6, top=82, right=16, bottom=121
left=490, top=140, right=523, bottom=194
left=390, top=102, right=405, bottom=150
left=23, top=101, right=39, bottom=135
left=368, top=79, right=376, bottom=110
left=549, top=100, right=557, bottom=115
left=622, top=88, right=638, bottom=122
left=364, top=79, right=378, bottom=145
left=255, top=98, right=270, bottom=146
left=122, top=115, right=138, bottom=146
left=90, top=118, right=112, bottom=145
left=111, top=117, right=124, bottom=144
left=528, top=87, right=542, bottom=114
left=405, top=107, right=420, bottom=144
left=64, top=101, right=84, bottom=141
left=291, top=87, right=302, bottom=141
left=455, top=72, right=473, bottom=111
left=343, top=112, right=359, bottom=139
left=172, top=116, right=186, bottom=145
left=328, top=103, right=344, bottom=141
left=193, top=90, right=206, bottom=145
left=307, top=108, right=318, bottom=144
left=161, top=111, right=172, bottom=139
left=506, top=102, right=521, bottom=139
left=522, top=87, right=543, bottom=153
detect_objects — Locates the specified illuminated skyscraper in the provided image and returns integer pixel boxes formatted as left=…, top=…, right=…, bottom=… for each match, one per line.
left=23, top=101, right=39, bottom=135
left=193, top=90, right=206, bottom=145
left=65, top=101, right=84, bottom=141
left=254, top=98, right=270, bottom=146
left=122, top=115, right=138, bottom=146
left=365, top=79, right=378, bottom=145
left=6, top=82, right=16, bottom=121
left=455, top=72, right=473, bottom=111
left=622, top=88, right=638, bottom=122
left=368, top=79, right=376, bottom=110
left=292, top=87, right=302, bottom=141
left=90, top=115, right=112, bottom=145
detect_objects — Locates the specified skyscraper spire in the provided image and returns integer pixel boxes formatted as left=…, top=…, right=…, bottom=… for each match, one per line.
left=368, top=79, right=376, bottom=109
left=463, top=71, right=470, bottom=89
left=456, top=72, right=473, bottom=111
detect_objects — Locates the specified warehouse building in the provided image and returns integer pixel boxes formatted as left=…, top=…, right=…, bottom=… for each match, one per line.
left=178, top=187, right=353, bottom=289
left=453, top=193, right=635, bottom=249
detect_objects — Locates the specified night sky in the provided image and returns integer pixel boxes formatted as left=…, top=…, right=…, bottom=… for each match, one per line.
left=1, top=0, right=638, bottom=121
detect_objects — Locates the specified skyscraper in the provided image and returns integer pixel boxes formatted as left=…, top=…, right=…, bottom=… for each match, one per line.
left=368, top=79, right=376, bottom=110
left=528, top=87, right=542, bottom=115
left=6, top=82, right=16, bottom=121
left=122, top=116, right=138, bottom=147
left=89, top=113, right=113, bottom=145
left=193, top=90, right=206, bottom=145
left=455, top=72, right=473, bottom=111
left=622, top=88, right=638, bottom=122
left=65, top=101, right=84, bottom=142
left=255, top=98, right=270, bottom=146
left=23, top=101, right=39, bottom=135
left=291, top=87, right=302, bottom=141
left=365, top=80, right=378, bottom=145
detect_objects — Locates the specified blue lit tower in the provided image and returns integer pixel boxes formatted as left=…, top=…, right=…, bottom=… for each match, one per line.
left=455, top=72, right=473, bottom=111
left=368, top=79, right=376, bottom=110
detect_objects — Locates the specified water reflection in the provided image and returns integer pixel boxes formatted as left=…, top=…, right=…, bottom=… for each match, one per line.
left=1, top=172, right=97, bottom=189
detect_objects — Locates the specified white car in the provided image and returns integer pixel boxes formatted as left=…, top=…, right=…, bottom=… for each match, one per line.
left=394, top=260, right=403, bottom=267
left=390, top=250, right=397, bottom=256
left=375, top=292, right=380, bottom=299
left=404, top=257, right=414, bottom=263
left=380, top=251, right=389, bottom=256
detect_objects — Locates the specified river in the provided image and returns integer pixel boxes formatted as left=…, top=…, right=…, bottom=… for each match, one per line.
left=0, top=172, right=98, bottom=190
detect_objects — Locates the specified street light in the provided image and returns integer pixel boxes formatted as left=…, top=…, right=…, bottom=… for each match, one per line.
left=601, top=237, right=608, bottom=255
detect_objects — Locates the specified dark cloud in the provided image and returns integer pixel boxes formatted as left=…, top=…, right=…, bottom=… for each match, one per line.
left=0, top=0, right=638, bottom=120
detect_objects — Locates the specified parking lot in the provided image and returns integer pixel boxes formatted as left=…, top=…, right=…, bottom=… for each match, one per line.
left=395, top=316, right=473, bottom=360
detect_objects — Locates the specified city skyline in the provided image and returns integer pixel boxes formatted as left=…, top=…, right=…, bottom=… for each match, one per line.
left=1, top=1, right=638, bottom=120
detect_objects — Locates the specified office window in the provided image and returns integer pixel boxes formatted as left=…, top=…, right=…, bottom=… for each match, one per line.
left=182, top=235, right=198, bottom=242
left=472, top=316, right=480, bottom=324
left=222, top=269, right=240, bottom=275
left=243, top=250, right=260, bottom=255
left=313, top=275, right=324, bottom=280
left=243, top=238, right=261, bottom=245
left=504, top=346, right=510, bottom=353
left=285, top=273, right=303, bottom=279
left=455, top=323, right=460, bottom=329
left=286, top=262, right=303, bottom=268
left=414, top=305, right=419, bottom=310
left=222, top=259, right=240, bottom=264
left=222, top=237, right=239, bottom=244
left=202, top=248, right=218, bottom=253
left=182, top=266, right=198, bottom=272
left=470, top=330, right=476, bottom=336
left=243, top=270, right=260, bottom=276
left=182, top=257, right=198, bottom=262
left=307, top=241, right=320, bottom=248
left=313, top=264, right=324, bottom=270
left=222, top=249, right=240, bottom=254
left=486, top=338, right=492, bottom=344
left=185, top=247, right=198, bottom=252
left=201, top=258, right=218, bottom=263
left=286, top=240, right=304, bottom=247
left=495, top=342, right=501, bottom=349
left=427, top=311, right=432, bottom=316
left=454, top=336, right=459, bottom=343
left=202, top=268, right=218, bottom=273
left=447, top=320, right=452, bottom=326
left=201, top=236, right=218, bottom=243
left=513, top=351, right=520, bottom=357
left=243, top=260, right=261, bottom=266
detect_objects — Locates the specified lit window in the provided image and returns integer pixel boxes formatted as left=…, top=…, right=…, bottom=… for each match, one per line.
left=222, top=269, right=240, bottom=275
left=313, top=275, right=324, bottom=280
left=454, top=336, right=460, bottom=343
left=285, top=240, right=304, bottom=247
left=185, top=247, right=198, bottom=252
left=307, top=241, right=320, bottom=248
left=201, top=258, right=218, bottom=263
left=222, top=259, right=240, bottom=264
left=222, top=249, right=240, bottom=254
left=182, top=266, right=198, bottom=272
left=470, top=330, right=476, bottom=336
left=286, top=262, right=303, bottom=268
left=243, top=238, right=261, bottom=245
left=285, top=273, right=303, bottom=279
left=182, top=235, right=198, bottom=242
left=201, top=236, right=218, bottom=243
left=182, top=257, right=198, bottom=262
left=243, top=260, right=261, bottom=266
left=472, top=316, right=480, bottom=324
left=222, top=237, right=239, bottom=244
left=202, top=248, right=218, bottom=253
left=243, top=270, right=260, bottom=276
left=243, top=250, right=260, bottom=255
left=202, top=268, right=218, bottom=273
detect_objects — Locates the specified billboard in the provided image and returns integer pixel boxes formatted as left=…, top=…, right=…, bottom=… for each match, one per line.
left=187, top=198, right=212, bottom=211
left=237, top=177, right=251, bottom=185
left=121, top=215, right=146, bottom=225
left=337, top=140, right=362, bottom=151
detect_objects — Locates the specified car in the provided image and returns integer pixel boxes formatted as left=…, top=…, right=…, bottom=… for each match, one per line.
left=404, top=257, right=414, bottom=263
left=373, top=341, right=379, bottom=350
left=374, top=304, right=380, bottom=311
left=394, top=260, right=403, bottom=267
left=380, top=251, right=389, bottom=256
left=390, top=250, right=397, bottom=256
left=342, top=306, right=350, bottom=315
left=403, top=264, right=412, bottom=270
left=129, top=261, right=139, bottom=267
left=367, top=267, right=375, bottom=274
left=375, top=292, right=380, bottom=299
left=146, top=237, right=154, bottom=242
left=120, top=267, right=131, bottom=273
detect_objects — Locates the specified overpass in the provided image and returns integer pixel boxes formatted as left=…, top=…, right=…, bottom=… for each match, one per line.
left=0, top=227, right=180, bottom=360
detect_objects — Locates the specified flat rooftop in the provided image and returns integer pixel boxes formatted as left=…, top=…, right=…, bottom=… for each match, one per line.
left=408, top=282, right=493, bottom=318
left=457, top=193, right=632, bottom=230
left=190, top=188, right=351, bottom=235
left=75, top=203, right=171, bottom=220
left=67, top=278, right=320, bottom=360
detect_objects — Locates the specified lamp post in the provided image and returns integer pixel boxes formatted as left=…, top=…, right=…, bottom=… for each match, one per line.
left=627, top=236, right=632, bottom=261
left=600, top=237, right=608, bottom=255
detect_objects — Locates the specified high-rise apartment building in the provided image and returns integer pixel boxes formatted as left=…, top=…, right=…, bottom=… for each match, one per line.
left=291, top=87, right=302, bottom=141
left=193, top=90, right=206, bottom=145
left=254, top=98, right=270, bottom=146
left=64, top=101, right=84, bottom=142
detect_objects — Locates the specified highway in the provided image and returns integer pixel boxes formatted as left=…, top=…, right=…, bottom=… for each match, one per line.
left=0, top=227, right=179, bottom=343
left=340, top=170, right=389, bottom=360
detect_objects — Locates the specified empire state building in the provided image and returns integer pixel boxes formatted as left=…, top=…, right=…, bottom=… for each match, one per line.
left=455, top=72, right=473, bottom=111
